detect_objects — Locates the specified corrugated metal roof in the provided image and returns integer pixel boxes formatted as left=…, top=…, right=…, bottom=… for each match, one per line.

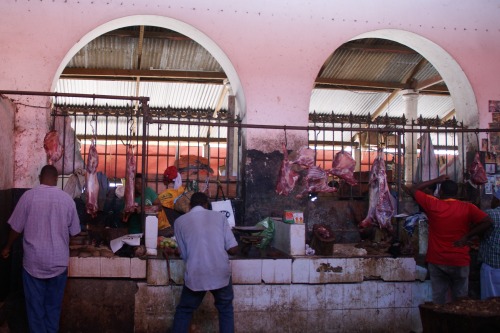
left=310, top=89, right=390, bottom=116
left=58, top=29, right=454, bottom=128
left=67, top=34, right=223, bottom=72
left=320, top=47, right=425, bottom=83
left=55, top=79, right=228, bottom=110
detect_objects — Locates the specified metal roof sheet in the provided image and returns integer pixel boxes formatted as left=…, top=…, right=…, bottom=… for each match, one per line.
left=58, top=29, right=454, bottom=127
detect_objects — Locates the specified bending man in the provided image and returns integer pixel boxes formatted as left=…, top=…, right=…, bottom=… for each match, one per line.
left=173, top=192, right=238, bottom=333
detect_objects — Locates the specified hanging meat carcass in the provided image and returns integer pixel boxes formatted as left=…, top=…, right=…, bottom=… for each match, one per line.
left=43, top=130, right=64, bottom=165
left=53, top=115, right=85, bottom=175
left=296, top=166, right=337, bottom=199
left=290, top=146, right=315, bottom=168
left=276, top=143, right=300, bottom=196
left=123, top=144, right=137, bottom=216
left=414, top=133, right=438, bottom=184
left=85, top=139, right=99, bottom=218
left=276, top=144, right=319, bottom=196
left=469, top=152, right=487, bottom=185
left=359, top=150, right=396, bottom=231
left=329, top=150, right=358, bottom=186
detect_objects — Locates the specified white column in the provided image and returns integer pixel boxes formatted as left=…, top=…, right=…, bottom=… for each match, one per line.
left=402, top=90, right=419, bottom=184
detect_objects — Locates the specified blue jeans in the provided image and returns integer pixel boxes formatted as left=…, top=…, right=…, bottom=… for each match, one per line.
left=428, top=263, right=469, bottom=304
left=22, top=268, right=68, bottom=333
left=172, top=279, right=234, bottom=333
left=480, top=263, right=500, bottom=300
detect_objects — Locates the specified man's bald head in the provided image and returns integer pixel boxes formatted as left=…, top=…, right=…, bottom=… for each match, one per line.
left=40, top=165, right=58, bottom=186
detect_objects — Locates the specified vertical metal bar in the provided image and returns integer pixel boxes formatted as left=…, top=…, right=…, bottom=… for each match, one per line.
left=197, top=111, right=202, bottom=185
left=140, top=100, right=149, bottom=232
left=83, top=114, right=88, bottom=171
left=218, top=114, right=225, bottom=196
left=72, top=112, right=78, bottom=176
left=396, top=126, right=402, bottom=211
left=236, top=116, right=242, bottom=198
left=348, top=114, right=354, bottom=198
left=227, top=95, right=235, bottom=183
left=101, top=113, right=106, bottom=177
left=216, top=113, right=221, bottom=186
left=428, top=127, right=433, bottom=180
left=176, top=111, right=181, bottom=182
left=325, top=121, right=330, bottom=169
left=409, top=119, right=413, bottom=184
left=114, top=112, right=119, bottom=179
left=461, top=123, right=466, bottom=197
left=186, top=114, right=192, bottom=185
left=166, top=110, right=173, bottom=171
left=454, top=124, right=459, bottom=181
left=401, top=123, right=405, bottom=191
left=356, top=116, right=362, bottom=197
left=155, top=111, right=160, bottom=193
left=60, top=112, right=66, bottom=179
left=442, top=125, right=446, bottom=178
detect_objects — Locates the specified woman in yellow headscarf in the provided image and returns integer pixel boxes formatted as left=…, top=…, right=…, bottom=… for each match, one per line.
left=157, top=166, right=185, bottom=237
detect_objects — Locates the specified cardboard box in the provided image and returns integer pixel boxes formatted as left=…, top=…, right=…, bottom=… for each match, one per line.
left=283, top=210, right=304, bottom=224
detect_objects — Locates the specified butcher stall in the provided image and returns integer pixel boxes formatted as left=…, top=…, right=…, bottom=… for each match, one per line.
left=1, top=90, right=496, bottom=332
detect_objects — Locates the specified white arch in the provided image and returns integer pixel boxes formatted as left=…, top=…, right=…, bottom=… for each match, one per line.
left=352, top=29, right=478, bottom=127
left=51, top=15, right=245, bottom=117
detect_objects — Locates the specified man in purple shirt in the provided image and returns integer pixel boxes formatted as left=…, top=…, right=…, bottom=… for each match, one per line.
left=1, top=165, right=81, bottom=333
left=173, top=192, right=239, bottom=333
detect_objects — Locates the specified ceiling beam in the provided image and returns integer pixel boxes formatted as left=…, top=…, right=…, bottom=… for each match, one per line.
left=315, top=77, right=449, bottom=94
left=62, top=68, right=450, bottom=94
left=315, top=77, right=407, bottom=90
left=441, top=109, right=456, bottom=122
left=104, top=28, right=189, bottom=40
left=61, top=68, right=227, bottom=81
left=416, top=75, right=445, bottom=90
left=369, top=58, right=444, bottom=121
left=341, top=43, right=418, bottom=55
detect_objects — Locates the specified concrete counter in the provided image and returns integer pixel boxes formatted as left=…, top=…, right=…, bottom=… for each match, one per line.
left=65, top=219, right=429, bottom=332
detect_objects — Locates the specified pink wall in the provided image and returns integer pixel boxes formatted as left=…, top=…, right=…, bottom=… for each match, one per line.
left=0, top=0, right=499, bottom=187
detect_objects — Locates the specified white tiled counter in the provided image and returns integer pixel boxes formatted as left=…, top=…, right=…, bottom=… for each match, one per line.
left=67, top=220, right=428, bottom=333
left=143, top=255, right=416, bottom=286
left=68, top=254, right=428, bottom=332
left=68, top=256, right=146, bottom=279
left=135, top=255, right=428, bottom=333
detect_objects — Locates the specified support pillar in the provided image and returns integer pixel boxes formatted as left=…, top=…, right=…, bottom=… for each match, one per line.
left=402, top=90, right=419, bottom=184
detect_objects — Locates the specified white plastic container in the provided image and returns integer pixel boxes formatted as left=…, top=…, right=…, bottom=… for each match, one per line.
left=145, top=215, right=159, bottom=256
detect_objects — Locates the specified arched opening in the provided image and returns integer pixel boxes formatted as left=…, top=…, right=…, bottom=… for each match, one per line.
left=51, top=15, right=245, bottom=115
left=353, top=29, right=477, bottom=126
left=309, top=30, right=475, bottom=190
left=47, top=16, right=246, bottom=230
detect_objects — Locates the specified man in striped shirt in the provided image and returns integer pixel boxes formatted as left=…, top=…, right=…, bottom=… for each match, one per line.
left=479, top=191, right=500, bottom=299
left=1, top=165, right=81, bottom=333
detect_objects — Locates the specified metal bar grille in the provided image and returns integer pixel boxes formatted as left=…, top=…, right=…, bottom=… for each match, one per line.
left=308, top=113, right=466, bottom=200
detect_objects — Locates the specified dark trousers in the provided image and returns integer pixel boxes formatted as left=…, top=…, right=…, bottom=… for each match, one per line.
left=172, top=279, right=234, bottom=333
left=428, top=263, right=469, bottom=304
left=22, top=268, right=68, bottom=333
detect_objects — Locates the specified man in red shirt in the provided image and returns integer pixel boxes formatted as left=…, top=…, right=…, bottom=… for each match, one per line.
left=404, top=175, right=492, bottom=304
